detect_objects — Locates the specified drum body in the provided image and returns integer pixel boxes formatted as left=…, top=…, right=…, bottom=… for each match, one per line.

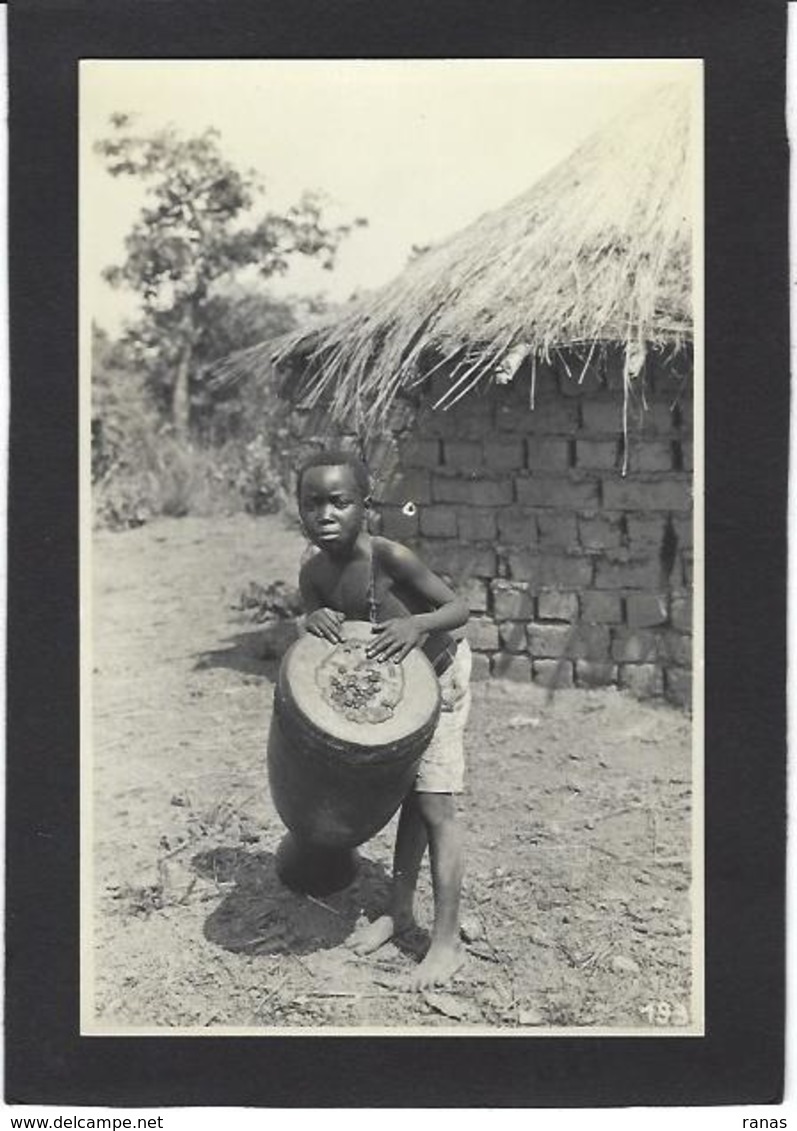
left=268, top=621, right=441, bottom=877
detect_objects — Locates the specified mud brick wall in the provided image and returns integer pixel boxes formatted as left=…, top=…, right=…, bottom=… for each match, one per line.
left=284, top=349, right=693, bottom=707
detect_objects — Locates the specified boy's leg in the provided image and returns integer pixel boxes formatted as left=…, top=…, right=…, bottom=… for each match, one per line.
left=408, top=791, right=464, bottom=990
left=348, top=792, right=428, bottom=954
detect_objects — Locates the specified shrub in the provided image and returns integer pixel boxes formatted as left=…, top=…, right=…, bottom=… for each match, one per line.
left=93, top=428, right=287, bottom=530
left=91, top=324, right=287, bottom=529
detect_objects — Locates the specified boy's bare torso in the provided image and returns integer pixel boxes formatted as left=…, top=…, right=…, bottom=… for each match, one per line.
left=302, top=534, right=436, bottom=624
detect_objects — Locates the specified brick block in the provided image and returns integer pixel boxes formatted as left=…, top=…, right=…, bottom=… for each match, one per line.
left=674, top=517, right=694, bottom=550
left=495, top=404, right=535, bottom=434
left=533, top=659, right=574, bottom=690
left=626, top=515, right=668, bottom=550
left=419, top=505, right=457, bottom=538
left=661, top=631, right=692, bottom=667
left=467, top=617, right=500, bottom=652
left=665, top=667, right=692, bottom=708
left=492, top=653, right=532, bottom=682
left=569, top=625, right=612, bottom=661
left=637, top=401, right=678, bottom=436
left=499, top=620, right=528, bottom=653
left=611, top=629, right=662, bottom=664
left=516, top=475, right=600, bottom=509
left=676, top=395, right=693, bottom=431
left=576, top=439, right=620, bottom=471
left=497, top=508, right=537, bottom=546
left=424, top=391, right=492, bottom=439
left=581, top=591, right=624, bottom=624
left=484, top=438, right=525, bottom=471
left=619, top=663, right=664, bottom=698
left=508, top=551, right=593, bottom=589
left=365, top=436, right=400, bottom=479
left=671, top=594, right=692, bottom=632
left=380, top=505, right=419, bottom=540
left=458, top=507, right=498, bottom=542
left=423, top=541, right=496, bottom=580
left=417, top=405, right=462, bottom=439
left=532, top=623, right=610, bottom=662
left=377, top=468, right=432, bottom=507
left=527, top=623, right=572, bottom=658
left=647, top=349, right=686, bottom=390
left=557, top=354, right=604, bottom=396
left=527, top=437, right=571, bottom=471
left=626, top=593, right=669, bottom=628
left=575, top=660, right=618, bottom=688
left=681, top=441, right=694, bottom=471
left=682, top=551, right=693, bottom=586
left=633, top=440, right=675, bottom=473
left=432, top=473, right=514, bottom=507
left=602, top=476, right=692, bottom=512
left=443, top=440, right=483, bottom=471
left=538, top=590, right=579, bottom=622
left=470, top=652, right=492, bottom=682
left=594, top=556, right=662, bottom=590
left=578, top=514, right=623, bottom=551
left=496, top=392, right=580, bottom=435
left=602, top=347, right=627, bottom=391
left=491, top=582, right=534, bottom=620
left=581, top=399, right=624, bottom=433
left=537, top=512, right=579, bottom=549
left=568, top=354, right=607, bottom=391
left=400, top=438, right=441, bottom=469
left=460, top=577, right=489, bottom=614
left=531, top=398, right=581, bottom=433
left=525, top=361, right=559, bottom=399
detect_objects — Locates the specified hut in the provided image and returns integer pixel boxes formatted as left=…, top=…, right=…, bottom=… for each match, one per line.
left=218, top=84, right=696, bottom=707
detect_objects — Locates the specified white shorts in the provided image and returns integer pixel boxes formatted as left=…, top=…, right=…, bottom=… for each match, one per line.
left=414, top=640, right=472, bottom=794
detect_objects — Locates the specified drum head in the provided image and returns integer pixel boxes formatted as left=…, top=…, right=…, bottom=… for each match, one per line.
left=281, top=620, right=440, bottom=750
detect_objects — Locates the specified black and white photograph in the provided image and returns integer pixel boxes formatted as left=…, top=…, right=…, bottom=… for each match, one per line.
left=81, top=59, right=702, bottom=1036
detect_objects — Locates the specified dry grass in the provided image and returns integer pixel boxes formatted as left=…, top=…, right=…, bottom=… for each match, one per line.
left=93, top=433, right=284, bottom=529
left=214, top=84, right=694, bottom=439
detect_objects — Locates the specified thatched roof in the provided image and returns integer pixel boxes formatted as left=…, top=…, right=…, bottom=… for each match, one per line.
left=216, top=83, right=694, bottom=434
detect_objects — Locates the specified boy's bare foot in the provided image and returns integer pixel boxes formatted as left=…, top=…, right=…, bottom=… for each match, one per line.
left=408, top=941, right=465, bottom=990
left=346, top=912, right=413, bottom=955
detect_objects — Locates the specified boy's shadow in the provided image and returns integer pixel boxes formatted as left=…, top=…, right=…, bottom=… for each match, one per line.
left=194, top=844, right=405, bottom=957
left=193, top=621, right=299, bottom=682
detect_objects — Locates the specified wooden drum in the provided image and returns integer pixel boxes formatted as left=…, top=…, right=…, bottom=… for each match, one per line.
left=267, top=620, right=441, bottom=893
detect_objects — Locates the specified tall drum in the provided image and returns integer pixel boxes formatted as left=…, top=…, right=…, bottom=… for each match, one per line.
left=267, top=621, right=441, bottom=893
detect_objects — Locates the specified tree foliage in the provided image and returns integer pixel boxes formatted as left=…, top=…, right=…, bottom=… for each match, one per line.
left=95, top=114, right=366, bottom=433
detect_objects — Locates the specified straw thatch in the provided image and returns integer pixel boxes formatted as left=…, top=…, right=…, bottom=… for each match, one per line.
left=215, top=83, right=694, bottom=435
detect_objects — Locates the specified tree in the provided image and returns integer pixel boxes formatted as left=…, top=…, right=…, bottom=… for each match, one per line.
left=91, top=322, right=155, bottom=484
left=189, top=284, right=299, bottom=444
left=95, top=114, right=366, bottom=436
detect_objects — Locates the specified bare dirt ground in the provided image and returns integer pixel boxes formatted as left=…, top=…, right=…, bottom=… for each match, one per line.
left=90, top=513, right=694, bottom=1032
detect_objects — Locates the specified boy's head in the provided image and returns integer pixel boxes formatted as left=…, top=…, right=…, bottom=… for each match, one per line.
left=297, top=449, right=371, bottom=554
left=297, top=449, right=371, bottom=501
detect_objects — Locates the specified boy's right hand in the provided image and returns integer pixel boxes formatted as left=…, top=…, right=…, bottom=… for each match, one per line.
left=305, top=608, right=345, bottom=643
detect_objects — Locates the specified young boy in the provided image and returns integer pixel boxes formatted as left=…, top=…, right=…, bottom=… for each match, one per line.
left=297, top=449, right=471, bottom=990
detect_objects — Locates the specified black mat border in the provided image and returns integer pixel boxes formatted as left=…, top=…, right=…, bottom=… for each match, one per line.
left=6, top=0, right=788, bottom=1108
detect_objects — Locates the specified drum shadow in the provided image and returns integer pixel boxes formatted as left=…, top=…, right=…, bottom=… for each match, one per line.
left=193, top=621, right=298, bottom=682
left=193, top=844, right=392, bottom=957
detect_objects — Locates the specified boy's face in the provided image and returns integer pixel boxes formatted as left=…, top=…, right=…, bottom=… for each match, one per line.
left=298, top=464, right=367, bottom=553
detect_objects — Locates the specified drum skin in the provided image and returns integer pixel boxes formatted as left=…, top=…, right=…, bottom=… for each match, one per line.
left=267, top=621, right=441, bottom=861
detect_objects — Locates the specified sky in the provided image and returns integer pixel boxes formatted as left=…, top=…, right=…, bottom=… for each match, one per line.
left=80, top=59, right=699, bottom=334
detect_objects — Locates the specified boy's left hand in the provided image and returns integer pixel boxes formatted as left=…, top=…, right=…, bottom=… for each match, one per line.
left=366, top=618, right=422, bottom=663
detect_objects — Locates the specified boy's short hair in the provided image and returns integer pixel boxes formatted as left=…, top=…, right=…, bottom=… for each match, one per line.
left=296, top=448, right=371, bottom=500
